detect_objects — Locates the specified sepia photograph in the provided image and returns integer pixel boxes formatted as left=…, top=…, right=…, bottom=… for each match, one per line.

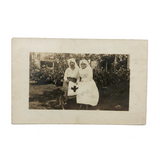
left=29, top=52, right=130, bottom=111
left=12, top=38, right=147, bottom=124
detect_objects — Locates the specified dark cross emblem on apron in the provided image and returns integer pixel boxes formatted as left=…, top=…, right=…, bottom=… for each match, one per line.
left=71, top=86, right=78, bottom=92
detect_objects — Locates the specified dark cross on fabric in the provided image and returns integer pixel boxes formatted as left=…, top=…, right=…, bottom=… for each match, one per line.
left=71, top=86, right=78, bottom=92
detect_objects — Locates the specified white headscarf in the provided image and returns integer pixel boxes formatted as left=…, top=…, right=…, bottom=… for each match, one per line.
left=67, top=58, right=79, bottom=69
left=79, top=59, right=90, bottom=69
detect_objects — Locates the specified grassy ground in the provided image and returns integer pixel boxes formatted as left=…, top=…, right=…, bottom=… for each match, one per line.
left=29, top=83, right=129, bottom=111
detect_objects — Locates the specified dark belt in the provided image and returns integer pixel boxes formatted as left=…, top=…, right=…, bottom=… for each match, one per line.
left=67, top=77, right=77, bottom=83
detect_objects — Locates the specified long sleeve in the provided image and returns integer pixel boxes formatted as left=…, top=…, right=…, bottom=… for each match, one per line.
left=76, top=69, right=80, bottom=83
left=64, top=68, right=68, bottom=81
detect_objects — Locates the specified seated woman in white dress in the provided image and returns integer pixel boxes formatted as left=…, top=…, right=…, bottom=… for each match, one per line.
left=63, top=58, right=80, bottom=101
left=77, top=59, right=99, bottom=109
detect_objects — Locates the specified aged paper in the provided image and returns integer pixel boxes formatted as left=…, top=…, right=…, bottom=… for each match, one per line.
left=12, top=38, right=147, bottom=124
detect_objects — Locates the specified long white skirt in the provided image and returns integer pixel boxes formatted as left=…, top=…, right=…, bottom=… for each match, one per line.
left=76, top=80, right=99, bottom=106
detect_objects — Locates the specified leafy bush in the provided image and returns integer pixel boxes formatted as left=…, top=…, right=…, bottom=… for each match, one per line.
left=93, top=67, right=130, bottom=97
left=30, top=66, right=54, bottom=84
left=93, top=68, right=130, bottom=86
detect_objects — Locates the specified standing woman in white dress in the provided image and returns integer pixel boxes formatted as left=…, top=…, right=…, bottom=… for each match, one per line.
left=77, top=59, right=99, bottom=109
left=63, top=58, right=80, bottom=101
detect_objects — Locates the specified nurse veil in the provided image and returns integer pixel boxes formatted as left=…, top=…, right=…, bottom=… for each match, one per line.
left=67, top=58, right=79, bottom=70
left=77, top=59, right=99, bottom=108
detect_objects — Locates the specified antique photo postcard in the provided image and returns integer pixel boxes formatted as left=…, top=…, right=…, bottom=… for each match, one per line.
left=12, top=38, right=148, bottom=124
